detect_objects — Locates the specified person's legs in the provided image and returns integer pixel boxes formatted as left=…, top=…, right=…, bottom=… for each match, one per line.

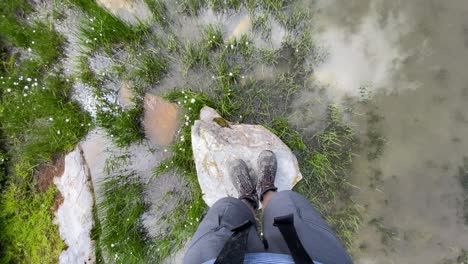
left=262, top=190, right=353, bottom=264
left=184, top=159, right=264, bottom=264
left=257, top=150, right=352, bottom=264
left=183, top=197, right=264, bottom=264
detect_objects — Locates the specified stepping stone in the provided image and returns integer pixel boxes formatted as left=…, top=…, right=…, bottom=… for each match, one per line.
left=191, top=106, right=303, bottom=207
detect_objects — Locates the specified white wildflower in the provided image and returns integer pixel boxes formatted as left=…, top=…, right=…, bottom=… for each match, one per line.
left=65, top=118, right=70, bottom=122
left=6, top=88, right=11, bottom=92
left=57, top=130, right=61, bottom=135
left=230, top=44, right=234, bottom=49
left=190, top=98, right=196, bottom=103
left=229, top=72, right=233, bottom=76
left=27, top=48, right=32, bottom=52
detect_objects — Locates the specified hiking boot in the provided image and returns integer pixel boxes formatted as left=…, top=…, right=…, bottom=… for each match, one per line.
left=228, top=159, right=259, bottom=210
left=257, top=150, right=278, bottom=202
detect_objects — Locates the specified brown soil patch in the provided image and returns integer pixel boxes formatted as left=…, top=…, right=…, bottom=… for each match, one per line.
left=35, top=156, right=65, bottom=192
left=51, top=191, right=64, bottom=213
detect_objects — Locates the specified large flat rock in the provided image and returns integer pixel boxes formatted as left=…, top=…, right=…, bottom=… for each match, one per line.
left=54, top=149, right=95, bottom=264
left=191, top=106, right=303, bottom=207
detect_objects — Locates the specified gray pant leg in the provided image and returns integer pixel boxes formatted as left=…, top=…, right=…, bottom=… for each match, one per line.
left=262, top=190, right=353, bottom=264
left=184, top=197, right=264, bottom=264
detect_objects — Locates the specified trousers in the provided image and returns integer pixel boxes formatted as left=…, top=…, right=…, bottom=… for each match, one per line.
left=183, top=190, right=353, bottom=264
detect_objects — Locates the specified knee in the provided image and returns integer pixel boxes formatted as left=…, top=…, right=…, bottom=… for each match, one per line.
left=211, top=197, right=239, bottom=208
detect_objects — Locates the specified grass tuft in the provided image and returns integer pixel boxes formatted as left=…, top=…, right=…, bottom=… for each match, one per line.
left=71, top=0, right=144, bottom=51
left=145, top=0, right=168, bottom=27
left=134, top=51, right=168, bottom=85
left=98, top=167, right=150, bottom=263
left=182, top=42, right=210, bottom=71
left=202, top=24, right=224, bottom=50
left=0, top=0, right=64, bottom=64
left=180, top=0, right=206, bottom=16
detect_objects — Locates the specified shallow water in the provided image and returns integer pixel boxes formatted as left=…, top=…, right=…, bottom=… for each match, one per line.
left=306, top=0, right=468, bottom=262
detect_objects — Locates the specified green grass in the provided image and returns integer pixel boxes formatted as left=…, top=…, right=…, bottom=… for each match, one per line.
left=96, top=105, right=144, bottom=147
left=182, top=41, right=210, bottom=70
left=0, top=1, right=92, bottom=261
left=202, top=24, right=224, bottom=50
left=0, top=64, right=91, bottom=262
left=69, top=0, right=145, bottom=51
left=165, top=33, right=181, bottom=54
left=77, top=55, right=100, bottom=87
left=180, top=0, right=206, bottom=15
left=145, top=0, right=168, bottom=27
left=98, top=161, right=150, bottom=263
left=134, top=51, right=168, bottom=85
left=252, top=12, right=271, bottom=37
left=259, top=48, right=279, bottom=65
left=209, top=0, right=241, bottom=12
left=0, top=0, right=64, bottom=65
left=0, top=162, right=65, bottom=263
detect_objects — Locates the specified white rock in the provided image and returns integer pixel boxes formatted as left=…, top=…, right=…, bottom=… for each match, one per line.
left=54, top=149, right=95, bottom=264
left=191, top=106, right=303, bottom=207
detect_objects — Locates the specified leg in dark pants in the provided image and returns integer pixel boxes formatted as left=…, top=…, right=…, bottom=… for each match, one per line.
left=183, top=197, right=264, bottom=264
left=262, top=190, right=353, bottom=264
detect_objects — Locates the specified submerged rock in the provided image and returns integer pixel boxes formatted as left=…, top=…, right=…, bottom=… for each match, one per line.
left=54, top=149, right=95, bottom=264
left=192, top=107, right=303, bottom=207
left=97, top=0, right=152, bottom=25
left=143, top=94, right=180, bottom=146
left=227, top=14, right=251, bottom=41
left=118, top=81, right=135, bottom=108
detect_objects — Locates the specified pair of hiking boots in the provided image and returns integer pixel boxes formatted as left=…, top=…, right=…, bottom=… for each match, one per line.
left=229, top=150, right=278, bottom=210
